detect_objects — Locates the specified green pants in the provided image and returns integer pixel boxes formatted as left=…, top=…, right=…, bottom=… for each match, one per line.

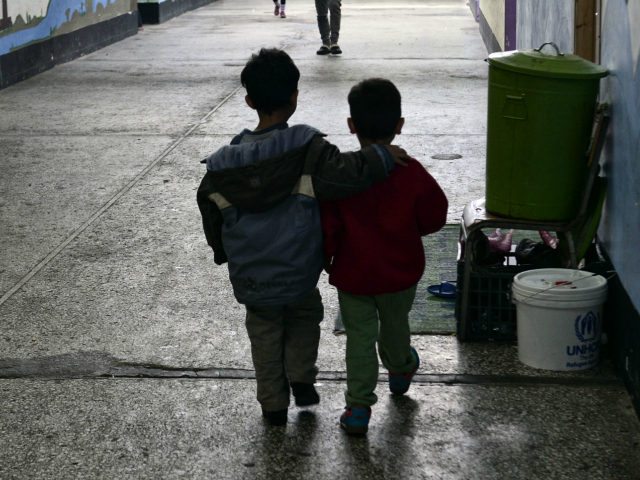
left=245, top=288, right=323, bottom=411
left=338, top=285, right=417, bottom=407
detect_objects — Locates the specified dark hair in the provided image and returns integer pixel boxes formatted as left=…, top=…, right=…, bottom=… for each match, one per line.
left=348, top=78, right=401, bottom=140
left=240, top=48, right=300, bottom=115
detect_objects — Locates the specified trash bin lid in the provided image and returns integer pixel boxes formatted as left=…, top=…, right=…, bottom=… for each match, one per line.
left=488, top=42, right=608, bottom=79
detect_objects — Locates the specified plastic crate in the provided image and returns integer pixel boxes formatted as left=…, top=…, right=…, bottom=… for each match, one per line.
left=455, top=257, right=532, bottom=342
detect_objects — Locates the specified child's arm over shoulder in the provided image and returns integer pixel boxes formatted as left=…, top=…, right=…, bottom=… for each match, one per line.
left=412, top=161, right=448, bottom=236
left=196, top=171, right=228, bottom=265
left=305, top=136, right=397, bottom=201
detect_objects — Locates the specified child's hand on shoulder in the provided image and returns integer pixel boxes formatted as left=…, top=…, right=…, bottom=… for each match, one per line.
left=384, top=145, right=409, bottom=166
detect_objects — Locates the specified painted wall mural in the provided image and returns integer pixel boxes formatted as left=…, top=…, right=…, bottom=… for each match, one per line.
left=0, top=0, right=131, bottom=55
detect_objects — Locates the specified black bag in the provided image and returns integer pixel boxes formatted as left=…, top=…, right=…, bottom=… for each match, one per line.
left=515, top=238, right=562, bottom=268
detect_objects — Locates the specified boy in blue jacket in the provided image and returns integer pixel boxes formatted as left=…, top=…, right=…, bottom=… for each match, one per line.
left=197, top=48, right=406, bottom=426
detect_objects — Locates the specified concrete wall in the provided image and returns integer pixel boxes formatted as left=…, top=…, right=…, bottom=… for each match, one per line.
left=479, top=0, right=505, bottom=50
left=599, top=0, right=640, bottom=309
left=477, top=0, right=516, bottom=52
left=137, top=0, right=216, bottom=24
left=598, top=0, right=640, bottom=412
left=468, top=0, right=479, bottom=21
left=516, top=0, right=574, bottom=53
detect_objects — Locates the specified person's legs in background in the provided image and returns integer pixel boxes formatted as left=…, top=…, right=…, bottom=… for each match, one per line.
left=273, top=0, right=286, bottom=17
left=315, top=0, right=331, bottom=54
left=328, top=0, right=342, bottom=54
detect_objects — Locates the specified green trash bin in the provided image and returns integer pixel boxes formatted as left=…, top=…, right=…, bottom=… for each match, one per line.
left=485, top=42, right=608, bottom=221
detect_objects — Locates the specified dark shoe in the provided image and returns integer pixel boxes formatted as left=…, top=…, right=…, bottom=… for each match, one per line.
left=273, top=2, right=279, bottom=15
left=262, top=408, right=287, bottom=426
left=280, top=9, right=286, bottom=18
left=291, top=382, right=320, bottom=407
left=389, top=347, right=420, bottom=395
left=330, top=44, right=342, bottom=55
left=316, top=45, right=331, bottom=55
left=340, top=406, right=371, bottom=435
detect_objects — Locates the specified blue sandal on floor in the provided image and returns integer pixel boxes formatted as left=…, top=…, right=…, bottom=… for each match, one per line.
left=427, top=281, right=456, bottom=299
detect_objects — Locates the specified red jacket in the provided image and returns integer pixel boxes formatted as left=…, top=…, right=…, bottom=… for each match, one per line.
left=321, top=158, right=448, bottom=295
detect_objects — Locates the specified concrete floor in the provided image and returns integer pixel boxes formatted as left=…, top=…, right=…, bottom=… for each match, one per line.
left=1, top=0, right=639, bottom=478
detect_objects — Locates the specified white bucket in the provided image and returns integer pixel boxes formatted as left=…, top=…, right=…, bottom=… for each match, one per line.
left=512, top=268, right=608, bottom=371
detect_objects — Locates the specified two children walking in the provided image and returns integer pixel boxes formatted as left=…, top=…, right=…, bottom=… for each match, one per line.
left=197, top=48, right=447, bottom=434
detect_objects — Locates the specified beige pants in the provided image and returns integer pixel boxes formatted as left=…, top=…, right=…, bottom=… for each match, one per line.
left=245, top=288, right=323, bottom=411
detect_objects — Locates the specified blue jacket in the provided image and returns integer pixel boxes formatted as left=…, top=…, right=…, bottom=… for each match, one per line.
left=197, top=124, right=393, bottom=306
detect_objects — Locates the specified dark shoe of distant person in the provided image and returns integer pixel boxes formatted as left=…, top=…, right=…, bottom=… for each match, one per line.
left=273, top=1, right=280, bottom=15
left=291, top=382, right=320, bottom=406
left=330, top=44, right=342, bottom=55
left=317, top=45, right=330, bottom=55
left=280, top=8, right=286, bottom=18
left=262, top=408, right=287, bottom=426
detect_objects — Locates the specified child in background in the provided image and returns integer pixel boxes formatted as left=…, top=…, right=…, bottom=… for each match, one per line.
left=273, top=0, right=286, bottom=18
left=321, top=78, right=448, bottom=434
left=197, top=50, right=407, bottom=427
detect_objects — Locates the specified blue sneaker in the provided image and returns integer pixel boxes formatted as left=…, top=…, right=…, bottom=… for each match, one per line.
left=389, top=347, right=419, bottom=395
left=340, top=406, right=371, bottom=435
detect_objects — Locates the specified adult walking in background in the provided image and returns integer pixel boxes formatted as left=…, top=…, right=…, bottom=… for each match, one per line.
left=316, top=0, right=342, bottom=55
left=273, top=0, right=286, bottom=18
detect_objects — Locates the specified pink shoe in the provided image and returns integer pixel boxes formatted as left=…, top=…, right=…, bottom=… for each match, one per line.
left=273, top=2, right=279, bottom=15
left=488, top=228, right=513, bottom=253
left=539, top=230, right=559, bottom=249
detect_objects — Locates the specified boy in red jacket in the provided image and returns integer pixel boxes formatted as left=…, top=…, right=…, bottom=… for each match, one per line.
left=321, top=78, right=448, bottom=434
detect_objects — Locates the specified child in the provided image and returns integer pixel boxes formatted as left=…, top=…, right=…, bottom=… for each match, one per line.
left=196, top=49, right=407, bottom=427
left=273, top=0, right=286, bottom=18
left=321, top=78, right=448, bottom=435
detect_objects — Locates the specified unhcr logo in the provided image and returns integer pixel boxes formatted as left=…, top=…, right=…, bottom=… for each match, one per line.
left=566, top=311, right=601, bottom=360
left=574, top=311, right=601, bottom=342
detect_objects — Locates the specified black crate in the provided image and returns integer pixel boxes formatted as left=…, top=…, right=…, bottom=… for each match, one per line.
left=455, top=259, right=532, bottom=342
